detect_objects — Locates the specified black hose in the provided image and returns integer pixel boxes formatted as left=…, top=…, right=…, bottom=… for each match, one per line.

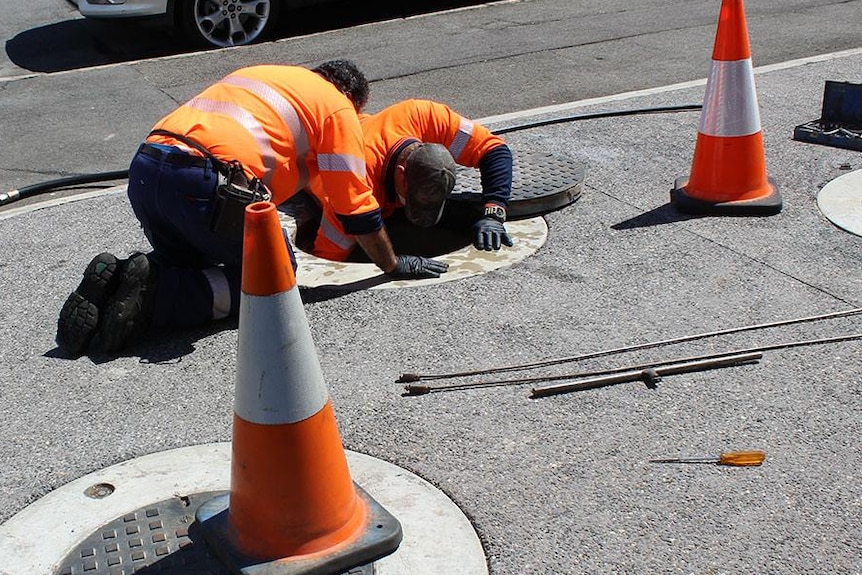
left=0, top=103, right=703, bottom=207
left=0, top=170, right=129, bottom=207
left=491, top=104, right=702, bottom=135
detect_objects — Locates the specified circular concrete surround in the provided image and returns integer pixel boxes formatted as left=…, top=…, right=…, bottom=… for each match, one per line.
left=277, top=210, right=548, bottom=290
left=1, top=186, right=549, bottom=290
left=0, top=444, right=488, bottom=575
left=817, top=168, right=862, bottom=237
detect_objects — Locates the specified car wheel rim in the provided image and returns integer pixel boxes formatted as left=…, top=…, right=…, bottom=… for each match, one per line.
left=193, top=0, right=271, bottom=47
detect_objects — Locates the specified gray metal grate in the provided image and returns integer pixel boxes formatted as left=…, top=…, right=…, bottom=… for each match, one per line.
left=55, top=491, right=374, bottom=575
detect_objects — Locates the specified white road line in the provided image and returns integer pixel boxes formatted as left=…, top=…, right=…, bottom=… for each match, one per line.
left=478, top=47, right=862, bottom=126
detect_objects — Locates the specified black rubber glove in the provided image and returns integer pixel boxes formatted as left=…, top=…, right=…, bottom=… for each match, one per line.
left=472, top=217, right=514, bottom=251
left=389, top=255, right=449, bottom=279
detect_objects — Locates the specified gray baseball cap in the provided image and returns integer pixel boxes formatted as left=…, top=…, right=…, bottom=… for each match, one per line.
left=403, top=143, right=457, bottom=227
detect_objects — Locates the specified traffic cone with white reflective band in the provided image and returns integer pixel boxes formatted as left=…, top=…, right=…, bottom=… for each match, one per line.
left=671, top=0, right=782, bottom=215
left=196, top=201, right=402, bottom=574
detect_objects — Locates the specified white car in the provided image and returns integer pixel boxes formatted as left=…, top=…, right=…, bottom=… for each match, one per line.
left=75, top=0, right=294, bottom=49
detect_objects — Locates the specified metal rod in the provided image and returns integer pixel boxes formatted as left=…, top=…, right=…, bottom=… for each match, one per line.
left=402, top=333, right=862, bottom=395
left=404, top=348, right=768, bottom=395
left=397, top=308, right=862, bottom=383
left=530, top=352, right=763, bottom=398
left=649, top=458, right=717, bottom=464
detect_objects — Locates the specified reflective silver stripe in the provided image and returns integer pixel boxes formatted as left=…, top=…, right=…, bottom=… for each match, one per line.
left=318, top=153, right=366, bottom=177
left=202, top=267, right=231, bottom=320
left=221, top=75, right=310, bottom=189
left=448, top=116, right=473, bottom=160
left=235, top=287, right=328, bottom=425
left=320, top=215, right=357, bottom=251
left=184, top=96, right=280, bottom=187
left=699, top=58, right=761, bottom=137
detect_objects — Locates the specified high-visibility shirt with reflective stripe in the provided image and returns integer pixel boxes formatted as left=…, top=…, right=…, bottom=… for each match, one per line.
left=357, top=99, right=506, bottom=218
left=147, top=65, right=377, bottom=217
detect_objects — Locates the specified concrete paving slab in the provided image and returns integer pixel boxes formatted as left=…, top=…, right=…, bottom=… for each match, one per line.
left=1, top=50, right=861, bottom=575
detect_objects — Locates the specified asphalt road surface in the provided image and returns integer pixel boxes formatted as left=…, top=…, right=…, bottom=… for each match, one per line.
left=1, top=2, right=862, bottom=574
left=1, top=0, right=861, bottom=197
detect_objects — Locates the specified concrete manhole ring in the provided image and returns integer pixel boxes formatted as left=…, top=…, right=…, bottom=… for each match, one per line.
left=280, top=211, right=549, bottom=290
left=0, top=444, right=487, bottom=575
left=817, top=168, right=862, bottom=236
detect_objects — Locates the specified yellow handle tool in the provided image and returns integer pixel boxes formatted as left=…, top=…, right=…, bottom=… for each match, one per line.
left=650, top=450, right=766, bottom=467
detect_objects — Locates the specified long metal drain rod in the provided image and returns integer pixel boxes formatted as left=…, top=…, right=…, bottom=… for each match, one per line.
left=529, top=351, right=762, bottom=398
left=402, top=332, right=862, bottom=396
left=397, top=307, right=862, bottom=384
left=404, top=349, right=763, bottom=396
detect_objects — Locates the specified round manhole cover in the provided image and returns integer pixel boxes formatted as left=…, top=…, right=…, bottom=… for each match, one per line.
left=449, top=150, right=584, bottom=218
left=54, top=490, right=375, bottom=575
left=2, top=445, right=485, bottom=575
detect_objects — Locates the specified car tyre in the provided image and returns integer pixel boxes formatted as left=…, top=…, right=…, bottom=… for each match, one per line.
left=177, top=0, right=281, bottom=48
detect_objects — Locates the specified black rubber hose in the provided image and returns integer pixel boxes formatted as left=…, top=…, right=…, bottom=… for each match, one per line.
left=0, top=170, right=129, bottom=207
left=0, top=104, right=703, bottom=207
left=491, top=104, right=702, bottom=135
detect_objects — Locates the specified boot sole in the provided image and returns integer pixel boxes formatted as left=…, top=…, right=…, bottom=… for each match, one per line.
left=56, top=253, right=120, bottom=357
left=94, top=254, right=152, bottom=354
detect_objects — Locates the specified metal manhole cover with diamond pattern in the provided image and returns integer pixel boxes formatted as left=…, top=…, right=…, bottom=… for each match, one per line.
left=55, top=490, right=374, bottom=575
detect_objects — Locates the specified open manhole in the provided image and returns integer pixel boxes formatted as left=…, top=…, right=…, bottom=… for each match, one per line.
left=279, top=150, right=585, bottom=290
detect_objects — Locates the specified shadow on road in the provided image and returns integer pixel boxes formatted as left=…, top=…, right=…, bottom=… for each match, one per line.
left=6, top=0, right=488, bottom=74
left=6, top=18, right=182, bottom=74
left=611, top=203, right=700, bottom=229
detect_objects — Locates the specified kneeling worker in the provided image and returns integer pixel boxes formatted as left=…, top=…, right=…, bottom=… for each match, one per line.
left=292, top=98, right=514, bottom=262
left=55, top=62, right=448, bottom=358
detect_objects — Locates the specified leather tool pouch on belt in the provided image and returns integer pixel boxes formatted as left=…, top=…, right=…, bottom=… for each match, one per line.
left=148, top=129, right=272, bottom=242
left=210, top=164, right=270, bottom=242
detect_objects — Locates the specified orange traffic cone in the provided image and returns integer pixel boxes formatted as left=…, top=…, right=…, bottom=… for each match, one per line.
left=196, top=201, right=402, bottom=574
left=671, top=0, right=782, bottom=215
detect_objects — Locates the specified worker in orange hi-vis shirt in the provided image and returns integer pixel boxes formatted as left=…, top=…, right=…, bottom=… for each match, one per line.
left=289, top=99, right=514, bottom=262
left=55, top=61, right=448, bottom=359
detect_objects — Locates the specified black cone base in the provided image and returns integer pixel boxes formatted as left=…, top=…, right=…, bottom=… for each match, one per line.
left=671, top=176, right=782, bottom=216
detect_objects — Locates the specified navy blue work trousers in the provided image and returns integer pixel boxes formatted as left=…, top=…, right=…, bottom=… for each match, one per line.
left=127, top=144, right=295, bottom=329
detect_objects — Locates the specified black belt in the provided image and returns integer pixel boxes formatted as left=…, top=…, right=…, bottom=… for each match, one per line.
left=138, top=143, right=210, bottom=168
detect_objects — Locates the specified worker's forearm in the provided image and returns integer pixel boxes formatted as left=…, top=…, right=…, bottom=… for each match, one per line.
left=355, top=228, right=399, bottom=273
left=478, top=144, right=513, bottom=207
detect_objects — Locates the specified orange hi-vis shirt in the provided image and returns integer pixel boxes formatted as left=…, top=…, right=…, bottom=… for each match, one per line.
left=309, top=99, right=508, bottom=260
left=147, top=65, right=380, bottom=226
left=361, top=99, right=507, bottom=218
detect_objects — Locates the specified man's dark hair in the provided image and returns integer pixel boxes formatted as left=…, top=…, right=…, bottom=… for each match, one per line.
left=312, top=59, right=369, bottom=112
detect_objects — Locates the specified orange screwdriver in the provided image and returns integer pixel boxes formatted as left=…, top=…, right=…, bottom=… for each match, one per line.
left=649, top=450, right=766, bottom=467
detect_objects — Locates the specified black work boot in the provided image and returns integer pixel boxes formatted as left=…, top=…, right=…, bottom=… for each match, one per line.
left=93, top=253, right=157, bottom=354
left=56, top=252, right=121, bottom=358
